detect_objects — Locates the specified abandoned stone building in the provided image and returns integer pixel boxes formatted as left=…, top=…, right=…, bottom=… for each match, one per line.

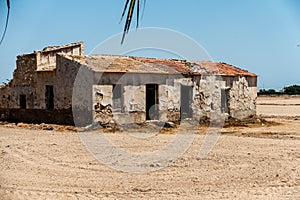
left=0, top=42, right=257, bottom=126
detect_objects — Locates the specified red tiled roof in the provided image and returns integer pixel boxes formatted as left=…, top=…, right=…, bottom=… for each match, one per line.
left=195, top=61, right=257, bottom=77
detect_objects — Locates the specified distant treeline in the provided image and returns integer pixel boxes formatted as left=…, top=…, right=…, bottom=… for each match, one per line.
left=258, top=85, right=300, bottom=96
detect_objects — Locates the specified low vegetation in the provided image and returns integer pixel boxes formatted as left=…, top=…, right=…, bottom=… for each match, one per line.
left=258, top=85, right=300, bottom=95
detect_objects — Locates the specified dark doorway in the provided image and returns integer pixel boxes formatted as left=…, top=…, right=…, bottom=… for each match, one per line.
left=112, top=84, right=122, bottom=112
left=146, top=84, right=159, bottom=120
left=181, top=85, right=193, bottom=119
left=221, top=89, right=230, bottom=114
left=45, top=85, right=54, bottom=110
left=20, top=95, right=26, bottom=109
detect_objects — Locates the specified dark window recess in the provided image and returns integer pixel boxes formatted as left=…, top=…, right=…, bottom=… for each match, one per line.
left=20, top=95, right=26, bottom=109
left=112, top=84, right=122, bottom=112
left=180, top=85, right=193, bottom=119
left=146, top=84, right=159, bottom=120
left=45, top=85, right=54, bottom=110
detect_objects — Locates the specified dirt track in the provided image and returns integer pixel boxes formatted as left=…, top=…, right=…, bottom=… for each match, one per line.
left=0, top=96, right=299, bottom=199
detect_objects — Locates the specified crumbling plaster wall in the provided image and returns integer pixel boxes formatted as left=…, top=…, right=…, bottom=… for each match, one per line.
left=227, top=76, right=257, bottom=119
left=81, top=73, right=257, bottom=124
left=123, top=85, right=145, bottom=112
left=89, top=73, right=182, bottom=124
left=112, top=85, right=146, bottom=124
left=192, top=75, right=224, bottom=121
left=159, top=77, right=193, bottom=122
left=192, top=75, right=257, bottom=121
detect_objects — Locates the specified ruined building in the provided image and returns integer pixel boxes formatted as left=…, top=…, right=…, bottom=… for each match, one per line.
left=0, top=42, right=257, bottom=126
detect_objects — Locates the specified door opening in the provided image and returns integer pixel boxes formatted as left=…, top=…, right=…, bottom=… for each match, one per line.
left=221, top=89, right=230, bottom=114
left=20, top=95, right=26, bottom=109
left=146, top=84, right=159, bottom=120
left=181, top=85, right=193, bottom=119
left=112, top=84, right=122, bottom=112
left=45, top=85, right=54, bottom=110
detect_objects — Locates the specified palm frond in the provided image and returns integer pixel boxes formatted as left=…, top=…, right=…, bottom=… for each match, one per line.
left=120, top=0, right=130, bottom=23
left=0, top=0, right=10, bottom=45
left=136, top=0, right=140, bottom=28
left=121, top=0, right=145, bottom=44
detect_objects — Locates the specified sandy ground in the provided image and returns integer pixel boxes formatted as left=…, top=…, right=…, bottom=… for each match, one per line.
left=257, top=95, right=300, bottom=117
left=0, top=96, right=299, bottom=199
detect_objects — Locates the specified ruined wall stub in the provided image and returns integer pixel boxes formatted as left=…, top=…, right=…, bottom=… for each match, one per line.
left=0, top=54, right=38, bottom=109
left=36, top=42, right=84, bottom=71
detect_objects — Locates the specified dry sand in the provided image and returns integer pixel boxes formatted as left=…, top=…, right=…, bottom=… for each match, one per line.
left=0, top=96, right=299, bottom=199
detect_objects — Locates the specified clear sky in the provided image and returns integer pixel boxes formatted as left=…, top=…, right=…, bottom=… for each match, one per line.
left=0, top=0, right=299, bottom=89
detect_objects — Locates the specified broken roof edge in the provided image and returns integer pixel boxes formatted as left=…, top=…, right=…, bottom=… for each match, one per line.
left=41, top=41, right=84, bottom=52
left=17, top=42, right=84, bottom=58
left=58, top=53, right=86, bottom=63
left=195, top=61, right=257, bottom=77
left=219, top=62, right=257, bottom=77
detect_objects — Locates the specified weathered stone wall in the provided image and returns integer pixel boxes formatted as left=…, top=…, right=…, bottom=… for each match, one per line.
left=32, top=71, right=56, bottom=109
left=193, top=75, right=223, bottom=121
left=0, top=42, right=84, bottom=111
left=71, top=72, right=257, bottom=125
left=56, top=54, right=83, bottom=110
left=227, top=76, right=257, bottom=119
left=14, top=54, right=37, bottom=87
left=159, top=77, right=193, bottom=122
left=0, top=53, right=38, bottom=109
left=0, top=43, right=85, bottom=124
left=192, top=75, right=257, bottom=121
left=72, top=71, right=186, bottom=125
left=0, top=84, right=12, bottom=109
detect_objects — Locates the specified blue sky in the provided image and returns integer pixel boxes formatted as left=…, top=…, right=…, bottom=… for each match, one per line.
left=0, top=0, right=299, bottom=89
